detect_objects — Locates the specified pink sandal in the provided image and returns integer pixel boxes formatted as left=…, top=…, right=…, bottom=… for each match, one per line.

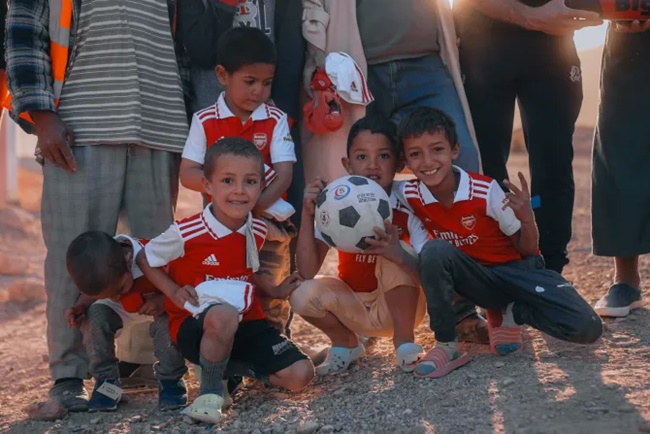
left=486, top=309, right=523, bottom=356
left=413, top=347, right=471, bottom=379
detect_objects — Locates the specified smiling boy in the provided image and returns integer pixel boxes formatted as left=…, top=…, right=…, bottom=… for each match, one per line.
left=395, top=107, right=602, bottom=379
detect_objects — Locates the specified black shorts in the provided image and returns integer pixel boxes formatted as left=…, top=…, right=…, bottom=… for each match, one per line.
left=176, top=311, right=307, bottom=376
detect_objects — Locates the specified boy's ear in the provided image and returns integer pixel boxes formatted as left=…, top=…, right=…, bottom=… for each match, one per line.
left=451, top=142, right=461, bottom=160
left=201, top=176, right=213, bottom=196
left=215, top=65, right=229, bottom=86
left=341, top=156, right=352, bottom=174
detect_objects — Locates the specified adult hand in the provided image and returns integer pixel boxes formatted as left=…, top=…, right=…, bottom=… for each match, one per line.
left=303, top=177, right=327, bottom=217
left=30, top=110, right=77, bottom=173
left=613, top=20, right=650, bottom=33
left=65, top=305, right=87, bottom=328
left=523, top=0, right=602, bottom=35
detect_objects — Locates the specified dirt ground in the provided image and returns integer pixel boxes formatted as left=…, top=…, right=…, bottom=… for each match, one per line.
left=1, top=128, right=649, bottom=434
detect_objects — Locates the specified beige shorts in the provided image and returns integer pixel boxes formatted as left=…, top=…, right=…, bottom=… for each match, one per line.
left=290, top=254, right=426, bottom=338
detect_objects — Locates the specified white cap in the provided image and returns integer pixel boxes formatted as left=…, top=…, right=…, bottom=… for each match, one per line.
left=325, top=52, right=374, bottom=106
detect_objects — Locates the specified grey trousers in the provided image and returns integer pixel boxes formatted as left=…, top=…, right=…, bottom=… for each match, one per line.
left=81, top=304, right=187, bottom=382
left=419, top=239, right=602, bottom=344
left=42, top=145, right=179, bottom=380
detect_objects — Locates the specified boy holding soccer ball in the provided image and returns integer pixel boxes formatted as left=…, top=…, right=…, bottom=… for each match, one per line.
left=291, top=116, right=430, bottom=375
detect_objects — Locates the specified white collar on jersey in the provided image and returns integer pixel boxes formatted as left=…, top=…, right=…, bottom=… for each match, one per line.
left=202, top=205, right=248, bottom=239
left=215, top=92, right=273, bottom=122
left=114, top=234, right=144, bottom=280
left=415, top=166, right=471, bottom=205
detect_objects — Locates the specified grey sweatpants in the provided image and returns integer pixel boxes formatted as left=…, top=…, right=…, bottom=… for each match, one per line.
left=42, top=145, right=179, bottom=380
left=419, top=239, right=602, bottom=344
left=81, top=305, right=186, bottom=382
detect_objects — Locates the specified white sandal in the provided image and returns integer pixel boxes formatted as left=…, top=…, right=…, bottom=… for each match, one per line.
left=396, top=343, right=424, bottom=373
left=181, top=393, right=224, bottom=424
left=315, top=344, right=365, bottom=376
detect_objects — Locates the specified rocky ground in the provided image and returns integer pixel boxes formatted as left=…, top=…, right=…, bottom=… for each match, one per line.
left=1, top=128, right=649, bottom=434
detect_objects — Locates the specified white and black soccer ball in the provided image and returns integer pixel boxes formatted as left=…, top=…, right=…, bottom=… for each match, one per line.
left=315, top=175, right=393, bottom=253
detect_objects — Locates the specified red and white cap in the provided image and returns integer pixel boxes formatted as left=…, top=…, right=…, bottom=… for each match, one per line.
left=325, top=52, right=374, bottom=106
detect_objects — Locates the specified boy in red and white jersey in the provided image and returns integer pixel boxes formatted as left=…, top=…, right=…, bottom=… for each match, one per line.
left=137, top=138, right=313, bottom=424
left=65, top=232, right=188, bottom=413
left=291, top=116, right=430, bottom=375
left=395, top=107, right=602, bottom=379
left=179, top=26, right=297, bottom=333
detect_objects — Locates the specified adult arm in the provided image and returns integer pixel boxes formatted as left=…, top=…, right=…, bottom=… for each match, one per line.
left=461, top=0, right=602, bottom=35
left=296, top=178, right=330, bottom=279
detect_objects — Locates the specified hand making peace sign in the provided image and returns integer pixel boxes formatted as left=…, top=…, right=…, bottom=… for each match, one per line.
left=502, top=172, right=535, bottom=225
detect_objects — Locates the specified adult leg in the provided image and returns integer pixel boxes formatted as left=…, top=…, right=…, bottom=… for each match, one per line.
left=43, top=145, right=126, bottom=409
left=517, top=37, right=582, bottom=273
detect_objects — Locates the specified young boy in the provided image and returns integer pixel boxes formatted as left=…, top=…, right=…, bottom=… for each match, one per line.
left=65, top=232, right=188, bottom=412
left=395, top=107, right=603, bottom=379
left=179, top=26, right=297, bottom=334
left=137, top=138, right=314, bottom=424
left=290, top=116, right=428, bottom=375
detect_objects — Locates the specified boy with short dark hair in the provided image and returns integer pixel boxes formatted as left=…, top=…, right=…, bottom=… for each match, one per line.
left=292, top=115, right=429, bottom=375
left=395, top=107, right=602, bottom=379
left=138, top=138, right=314, bottom=424
left=66, top=232, right=188, bottom=412
left=180, top=26, right=297, bottom=334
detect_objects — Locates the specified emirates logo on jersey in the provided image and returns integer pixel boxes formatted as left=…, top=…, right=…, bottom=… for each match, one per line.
left=461, top=215, right=477, bottom=231
left=253, top=133, right=267, bottom=150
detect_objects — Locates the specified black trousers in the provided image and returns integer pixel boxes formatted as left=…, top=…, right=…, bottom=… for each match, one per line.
left=458, top=29, right=582, bottom=274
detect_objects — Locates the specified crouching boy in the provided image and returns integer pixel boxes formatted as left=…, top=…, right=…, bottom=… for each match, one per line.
left=66, top=232, right=188, bottom=412
left=395, top=107, right=602, bottom=379
left=138, top=138, right=314, bottom=424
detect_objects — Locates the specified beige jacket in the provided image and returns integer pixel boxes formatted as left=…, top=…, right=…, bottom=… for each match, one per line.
left=300, top=0, right=479, bottom=183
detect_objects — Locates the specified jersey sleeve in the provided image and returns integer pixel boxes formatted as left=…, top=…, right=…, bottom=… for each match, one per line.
left=181, top=113, right=208, bottom=164
left=406, top=210, right=431, bottom=255
left=270, top=114, right=297, bottom=164
left=391, top=180, right=414, bottom=212
left=144, top=224, right=186, bottom=268
left=486, top=180, right=522, bottom=236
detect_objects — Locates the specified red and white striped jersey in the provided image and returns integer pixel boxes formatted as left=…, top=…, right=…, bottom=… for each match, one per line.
left=315, top=189, right=430, bottom=293
left=112, top=235, right=158, bottom=313
left=182, top=92, right=296, bottom=169
left=144, top=206, right=268, bottom=342
left=395, top=167, right=523, bottom=266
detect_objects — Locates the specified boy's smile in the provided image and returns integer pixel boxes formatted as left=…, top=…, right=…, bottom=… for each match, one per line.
left=202, top=154, right=264, bottom=231
left=342, top=130, right=401, bottom=192
left=403, top=130, right=460, bottom=192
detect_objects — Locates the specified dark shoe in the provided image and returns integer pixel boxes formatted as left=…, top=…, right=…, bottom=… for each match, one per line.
left=456, top=314, right=490, bottom=344
left=158, top=379, right=188, bottom=411
left=88, top=379, right=122, bottom=412
left=595, top=283, right=643, bottom=318
left=49, top=378, right=89, bottom=412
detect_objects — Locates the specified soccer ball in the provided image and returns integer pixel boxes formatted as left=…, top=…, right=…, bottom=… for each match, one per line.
left=315, top=176, right=393, bottom=253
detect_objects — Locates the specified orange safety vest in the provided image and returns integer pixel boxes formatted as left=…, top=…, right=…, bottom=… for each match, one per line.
left=2, top=0, right=73, bottom=123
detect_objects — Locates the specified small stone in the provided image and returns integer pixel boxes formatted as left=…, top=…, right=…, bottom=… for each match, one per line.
left=8, top=278, right=45, bottom=303
left=320, top=426, right=335, bottom=434
left=503, top=378, right=515, bottom=387
left=272, top=392, right=290, bottom=400
left=0, top=253, right=29, bottom=276
left=618, top=404, right=636, bottom=413
left=25, top=399, right=68, bottom=421
left=638, top=422, right=650, bottom=433
left=538, top=350, right=557, bottom=359
left=131, top=415, right=142, bottom=423
left=494, top=362, right=505, bottom=368
left=467, top=373, right=478, bottom=380
left=90, top=417, right=101, bottom=425
left=333, top=388, right=347, bottom=396
left=297, top=421, right=320, bottom=434
left=585, top=406, right=609, bottom=414
left=403, top=409, right=413, bottom=416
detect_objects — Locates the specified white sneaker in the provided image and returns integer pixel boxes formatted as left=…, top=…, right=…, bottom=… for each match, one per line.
left=315, top=344, right=365, bottom=376
left=395, top=343, right=424, bottom=373
left=181, top=394, right=224, bottom=424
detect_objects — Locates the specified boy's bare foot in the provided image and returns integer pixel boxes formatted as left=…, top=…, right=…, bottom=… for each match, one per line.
left=456, top=313, right=489, bottom=344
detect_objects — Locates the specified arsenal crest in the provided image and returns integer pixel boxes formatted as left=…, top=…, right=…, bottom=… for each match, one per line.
left=253, top=133, right=267, bottom=150
left=461, top=215, right=477, bottom=231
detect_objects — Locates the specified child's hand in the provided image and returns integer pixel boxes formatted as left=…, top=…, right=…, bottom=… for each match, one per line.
left=138, top=294, right=165, bottom=317
left=364, top=220, right=403, bottom=262
left=170, top=285, right=199, bottom=310
left=503, top=172, right=535, bottom=224
left=65, top=305, right=88, bottom=329
left=273, top=272, right=304, bottom=299
left=303, top=178, right=327, bottom=216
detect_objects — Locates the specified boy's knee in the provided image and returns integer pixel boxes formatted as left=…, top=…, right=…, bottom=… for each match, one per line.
left=275, top=359, right=315, bottom=391
left=419, top=239, right=455, bottom=264
left=289, top=280, right=320, bottom=316
left=203, top=305, right=239, bottom=337
left=82, top=303, right=116, bottom=331
left=569, top=312, right=603, bottom=344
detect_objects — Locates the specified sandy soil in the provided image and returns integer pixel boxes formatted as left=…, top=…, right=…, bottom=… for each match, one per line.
left=1, top=128, right=649, bottom=434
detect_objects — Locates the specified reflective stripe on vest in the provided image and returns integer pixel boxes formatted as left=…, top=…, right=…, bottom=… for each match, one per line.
left=2, top=0, right=72, bottom=123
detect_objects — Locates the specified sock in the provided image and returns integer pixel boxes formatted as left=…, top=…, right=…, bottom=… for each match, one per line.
left=487, top=304, right=518, bottom=328
left=501, top=303, right=518, bottom=327
left=199, top=355, right=229, bottom=397
left=54, top=377, right=81, bottom=385
left=436, top=340, right=459, bottom=360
